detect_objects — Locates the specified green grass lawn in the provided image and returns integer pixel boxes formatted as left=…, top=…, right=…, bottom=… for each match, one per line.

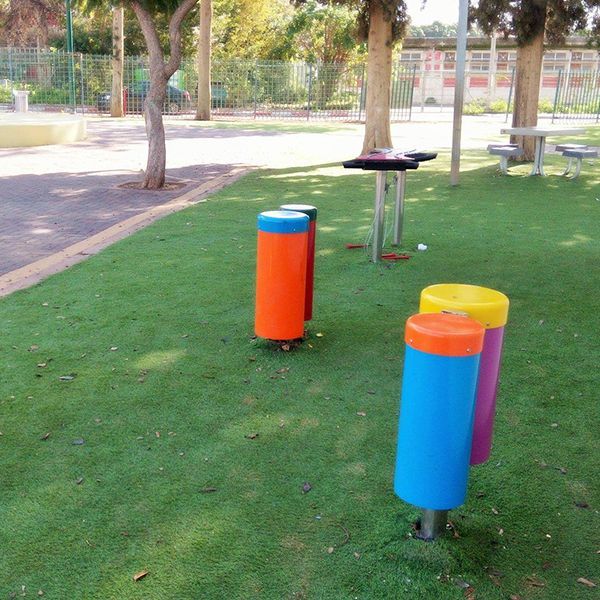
left=0, top=146, right=598, bottom=599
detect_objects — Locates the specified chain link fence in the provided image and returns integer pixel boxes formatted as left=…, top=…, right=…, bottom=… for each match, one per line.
left=1, top=47, right=598, bottom=123
left=0, top=48, right=415, bottom=122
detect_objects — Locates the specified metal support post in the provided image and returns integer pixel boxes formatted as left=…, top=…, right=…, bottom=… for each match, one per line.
left=392, top=171, right=406, bottom=247
left=372, top=171, right=386, bottom=263
left=417, top=509, right=448, bottom=541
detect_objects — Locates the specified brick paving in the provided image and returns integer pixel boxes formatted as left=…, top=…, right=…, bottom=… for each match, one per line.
left=0, top=113, right=508, bottom=287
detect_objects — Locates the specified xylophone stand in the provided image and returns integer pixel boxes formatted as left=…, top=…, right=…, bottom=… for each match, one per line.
left=372, top=171, right=387, bottom=263
left=392, top=171, right=406, bottom=247
left=372, top=171, right=407, bottom=262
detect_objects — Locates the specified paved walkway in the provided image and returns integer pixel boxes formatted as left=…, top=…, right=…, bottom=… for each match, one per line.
left=0, top=113, right=508, bottom=295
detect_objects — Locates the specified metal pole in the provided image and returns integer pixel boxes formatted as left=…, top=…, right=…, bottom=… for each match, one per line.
left=552, top=69, right=562, bottom=124
left=372, top=171, right=386, bottom=263
left=488, top=31, right=497, bottom=106
left=505, top=67, right=515, bottom=123
left=417, top=509, right=448, bottom=541
left=358, top=63, right=366, bottom=122
left=450, top=0, right=468, bottom=186
left=66, top=0, right=76, bottom=111
left=307, top=63, right=313, bottom=121
left=392, top=171, right=405, bottom=246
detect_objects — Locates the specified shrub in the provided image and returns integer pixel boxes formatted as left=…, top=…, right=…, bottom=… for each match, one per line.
left=489, top=99, right=509, bottom=113
left=463, top=99, right=486, bottom=115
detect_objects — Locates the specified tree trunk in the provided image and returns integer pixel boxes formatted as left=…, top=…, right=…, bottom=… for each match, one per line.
left=131, top=0, right=198, bottom=189
left=361, top=1, right=393, bottom=154
left=511, top=28, right=545, bottom=161
left=196, top=0, right=212, bottom=120
left=111, top=7, right=124, bottom=118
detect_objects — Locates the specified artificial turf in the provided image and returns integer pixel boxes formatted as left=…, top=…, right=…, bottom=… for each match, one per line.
left=0, top=143, right=598, bottom=599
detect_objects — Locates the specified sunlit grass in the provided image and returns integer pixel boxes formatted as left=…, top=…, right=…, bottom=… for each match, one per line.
left=0, top=146, right=598, bottom=599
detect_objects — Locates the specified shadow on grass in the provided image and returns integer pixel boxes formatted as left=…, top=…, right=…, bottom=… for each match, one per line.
left=0, top=153, right=598, bottom=598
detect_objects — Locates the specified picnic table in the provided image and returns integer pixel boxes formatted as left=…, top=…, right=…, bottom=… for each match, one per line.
left=500, top=126, right=585, bottom=176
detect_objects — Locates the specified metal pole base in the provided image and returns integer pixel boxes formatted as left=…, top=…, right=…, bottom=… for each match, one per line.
left=416, top=509, right=448, bottom=541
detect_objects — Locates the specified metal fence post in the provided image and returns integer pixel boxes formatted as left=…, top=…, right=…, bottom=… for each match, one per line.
left=253, top=61, right=258, bottom=120
left=358, top=63, right=366, bottom=122
left=408, top=65, right=416, bottom=121
left=307, top=63, right=313, bottom=121
left=552, top=69, right=562, bottom=124
left=596, top=71, right=600, bottom=123
left=79, top=53, right=85, bottom=114
left=505, top=67, right=515, bottom=123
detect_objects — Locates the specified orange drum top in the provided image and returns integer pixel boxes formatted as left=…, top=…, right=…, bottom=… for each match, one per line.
left=405, top=313, right=485, bottom=357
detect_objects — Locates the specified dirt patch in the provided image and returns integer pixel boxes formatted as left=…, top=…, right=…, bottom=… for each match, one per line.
left=118, top=180, right=187, bottom=191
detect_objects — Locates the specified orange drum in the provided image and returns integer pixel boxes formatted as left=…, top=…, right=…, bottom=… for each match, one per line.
left=255, top=211, right=309, bottom=340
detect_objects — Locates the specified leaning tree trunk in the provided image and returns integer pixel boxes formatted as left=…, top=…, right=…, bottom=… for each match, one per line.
left=196, top=0, right=212, bottom=120
left=511, top=28, right=545, bottom=161
left=361, top=1, right=393, bottom=154
left=110, top=6, right=125, bottom=118
left=131, top=0, right=198, bottom=189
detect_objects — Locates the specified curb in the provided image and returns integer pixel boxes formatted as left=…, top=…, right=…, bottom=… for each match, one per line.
left=0, top=166, right=249, bottom=297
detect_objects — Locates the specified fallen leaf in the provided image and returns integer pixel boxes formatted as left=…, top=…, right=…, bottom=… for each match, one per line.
left=509, top=595, right=522, bottom=600
left=555, top=466, right=567, bottom=475
left=577, top=578, right=596, bottom=588
left=28, top=345, right=39, bottom=352
left=281, top=344, right=291, bottom=351
left=356, top=411, right=367, bottom=417
left=40, top=432, right=51, bottom=441
left=155, top=431, right=160, bottom=438
left=302, top=482, right=312, bottom=494
left=75, top=477, right=84, bottom=485
left=491, top=507, right=499, bottom=515
left=199, top=487, right=218, bottom=494
left=454, top=579, right=471, bottom=589
left=276, top=367, right=289, bottom=374
left=353, top=552, right=361, bottom=559
left=133, top=570, right=148, bottom=582
left=524, top=576, right=545, bottom=588
left=245, top=433, right=259, bottom=440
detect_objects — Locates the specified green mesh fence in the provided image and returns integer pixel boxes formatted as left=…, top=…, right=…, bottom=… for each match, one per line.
left=0, top=48, right=416, bottom=122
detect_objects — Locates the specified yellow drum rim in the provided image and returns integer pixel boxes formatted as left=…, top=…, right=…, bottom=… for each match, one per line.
left=420, top=283, right=509, bottom=329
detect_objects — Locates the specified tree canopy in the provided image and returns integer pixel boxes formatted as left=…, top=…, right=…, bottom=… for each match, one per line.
left=469, top=0, right=600, bottom=47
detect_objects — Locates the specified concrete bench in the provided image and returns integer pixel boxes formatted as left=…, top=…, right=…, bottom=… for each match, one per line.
left=561, top=148, right=598, bottom=179
left=488, top=144, right=524, bottom=175
left=555, top=143, right=588, bottom=153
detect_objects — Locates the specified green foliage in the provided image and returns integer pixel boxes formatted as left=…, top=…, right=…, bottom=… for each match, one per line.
left=470, top=0, right=600, bottom=48
left=538, top=98, right=554, bottom=113
left=280, top=0, right=362, bottom=64
left=488, top=99, right=509, bottom=113
left=409, top=20, right=458, bottom=38
left=212, top=0, right=294, bottom=60
left=462, top=99, right=486, bottom=115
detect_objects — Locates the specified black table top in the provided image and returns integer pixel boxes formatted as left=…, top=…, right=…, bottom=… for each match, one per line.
left=342, top=148, right=438, bottom=171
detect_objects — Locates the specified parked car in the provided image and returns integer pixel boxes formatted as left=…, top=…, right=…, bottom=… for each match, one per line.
left=97, top=81, right=190, bottom=114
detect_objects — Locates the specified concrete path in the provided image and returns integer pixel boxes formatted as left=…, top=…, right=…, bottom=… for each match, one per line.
left=0, top=114, right=508, bottom=295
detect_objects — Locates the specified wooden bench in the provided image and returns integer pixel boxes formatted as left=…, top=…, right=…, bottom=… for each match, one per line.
left=488, top=144, right=524, bottom=175
left=561, top=148, right=598, bottom=179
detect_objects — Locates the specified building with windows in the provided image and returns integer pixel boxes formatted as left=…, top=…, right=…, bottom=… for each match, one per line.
left=399, top=36, right=600, bottom=107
